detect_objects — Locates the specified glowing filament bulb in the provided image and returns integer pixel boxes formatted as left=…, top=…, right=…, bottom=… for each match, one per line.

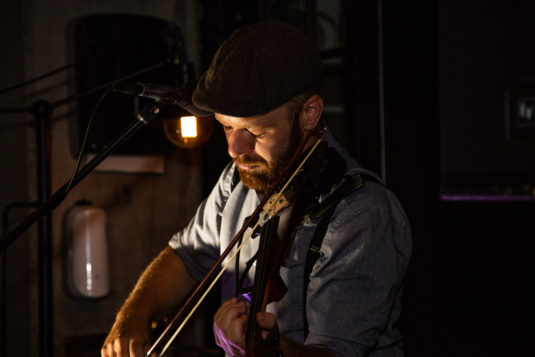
left=180, top=116, right=198, bottom=138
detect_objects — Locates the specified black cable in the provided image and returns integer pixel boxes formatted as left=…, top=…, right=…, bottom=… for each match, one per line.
left=51, top=61, right=164, bottom=109
left=0, top=64, right=76, bottom=97
left=63, top=87, right=111, bottom=197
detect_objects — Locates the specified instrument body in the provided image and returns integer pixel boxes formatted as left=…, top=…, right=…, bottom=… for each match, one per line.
left=244, top=215, right=287, bottom=356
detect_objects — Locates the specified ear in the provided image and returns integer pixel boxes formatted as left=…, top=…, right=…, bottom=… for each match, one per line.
left=299, top=94, right=323, bottom=131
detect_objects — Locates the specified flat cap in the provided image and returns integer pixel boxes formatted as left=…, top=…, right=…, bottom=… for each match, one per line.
left=192, top=21, right=322, bottom=117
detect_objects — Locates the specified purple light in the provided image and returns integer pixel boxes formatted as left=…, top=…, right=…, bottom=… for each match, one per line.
left=440, top=194, right=535, bottom=202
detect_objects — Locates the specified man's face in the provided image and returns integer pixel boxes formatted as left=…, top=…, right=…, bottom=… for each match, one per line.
left=215, top=104, right=303, bottom=191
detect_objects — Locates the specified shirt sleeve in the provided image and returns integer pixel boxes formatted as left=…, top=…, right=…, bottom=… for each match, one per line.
left=305, top=182, right=412, bottom=356
left=168, top=162, right=236, bottom=281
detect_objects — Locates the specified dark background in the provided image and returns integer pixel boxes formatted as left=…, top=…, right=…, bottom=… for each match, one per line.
left=1, top=0, right=535, bottom=356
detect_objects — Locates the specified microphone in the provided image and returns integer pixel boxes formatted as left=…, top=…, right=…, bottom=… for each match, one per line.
left=112, top=82, right=212, bottom=117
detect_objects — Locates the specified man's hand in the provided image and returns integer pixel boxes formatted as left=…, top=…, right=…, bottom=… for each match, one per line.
left=213, top=297, right=248, bottom=356
left=100, top=247, right=198, bottom=357
left=213, top=297, right=280, bottom=356
left=213, top=297, right=337, bottom=357
left=101, top=313, right=150, bottom=357
left=256, top=311, right=278, bottom=340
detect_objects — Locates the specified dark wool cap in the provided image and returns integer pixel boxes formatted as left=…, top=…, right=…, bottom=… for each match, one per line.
left=192, top=21, right=323, bottom=117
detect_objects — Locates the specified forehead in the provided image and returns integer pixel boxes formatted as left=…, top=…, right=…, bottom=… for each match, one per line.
left=214, top=103, right=288, bottom=128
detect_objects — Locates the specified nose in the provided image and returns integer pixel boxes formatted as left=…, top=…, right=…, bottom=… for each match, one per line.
left=227, top=129, right=255, bottom=159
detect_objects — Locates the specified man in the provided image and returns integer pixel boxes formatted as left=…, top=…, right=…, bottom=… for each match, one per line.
left=102, top=22, right=412, bottom=357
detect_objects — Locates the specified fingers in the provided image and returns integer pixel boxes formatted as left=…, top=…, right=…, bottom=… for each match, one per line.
left=129, top=339, right=146, bottom=357
left=256, top=312, right=278, bottom=340
left=256, top=311, right=277, bottom=330
left=214, top=297, right=248, bottom=332
left=114, top=338, right=130, bottom=357
left=101, top=305, right=152, bottom=357
left=213, top=297, right=249, bottom=356
left=101, top=336, right=129, bottom=357
left=101, top=333, right=148, bottom=357
left=212, top=299, right=282, bottom=356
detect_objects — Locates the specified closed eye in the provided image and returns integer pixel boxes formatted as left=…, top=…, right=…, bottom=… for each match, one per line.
left=220, top=122, right=266, bottom=139
left=250, top=131, right=266, bottom=138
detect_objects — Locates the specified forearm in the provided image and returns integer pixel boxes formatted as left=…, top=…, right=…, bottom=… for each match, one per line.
left=116, top=246, right=197, bottom=325
left=102, top=246, right=198, bottom=356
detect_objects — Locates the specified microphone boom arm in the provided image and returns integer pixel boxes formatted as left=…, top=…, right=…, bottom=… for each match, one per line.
left=0, top=103, right=161, bottom=252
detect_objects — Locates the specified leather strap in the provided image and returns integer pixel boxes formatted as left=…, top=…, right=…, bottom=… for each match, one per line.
left=302, top=173, right=366, bottom=339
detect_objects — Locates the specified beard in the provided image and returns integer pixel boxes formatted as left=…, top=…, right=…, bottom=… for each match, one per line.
left=235, top=120, right=303, bottom=191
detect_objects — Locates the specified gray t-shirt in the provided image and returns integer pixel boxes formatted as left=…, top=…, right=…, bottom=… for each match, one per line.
left=169, top=131, right=412, bottom=356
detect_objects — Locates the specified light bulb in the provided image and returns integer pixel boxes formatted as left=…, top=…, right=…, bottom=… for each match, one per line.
left=163, top=115, right=214, bottom=149
left=180, top=116, right=198, bottom=138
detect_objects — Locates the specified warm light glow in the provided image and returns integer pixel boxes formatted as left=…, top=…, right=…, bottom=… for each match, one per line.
left=163, top=115, right=214, bottom=149
left=180, top=116, right=198, bottom=138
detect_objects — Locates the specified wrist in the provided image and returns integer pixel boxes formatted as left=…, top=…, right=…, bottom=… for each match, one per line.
left=116, top=302, right=151, bottom=329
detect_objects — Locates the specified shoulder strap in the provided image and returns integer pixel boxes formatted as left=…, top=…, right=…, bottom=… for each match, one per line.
left=302, top=173, right=366, bottom=339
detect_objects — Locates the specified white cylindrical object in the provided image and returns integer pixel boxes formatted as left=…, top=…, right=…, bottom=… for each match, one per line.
left=67, top=203, right=110, bottom=298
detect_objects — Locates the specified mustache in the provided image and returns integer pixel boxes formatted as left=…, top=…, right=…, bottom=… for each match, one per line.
left=233, top=156, right=268, bottom=166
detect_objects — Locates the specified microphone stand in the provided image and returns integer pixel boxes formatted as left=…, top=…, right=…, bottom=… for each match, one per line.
left=0, top=99, right=55, bottom=357
left=0, top=100, right=161, bottom=357
left=0, top=102, right=161, bottom=252
left=0, top=60, right=166, bottom=357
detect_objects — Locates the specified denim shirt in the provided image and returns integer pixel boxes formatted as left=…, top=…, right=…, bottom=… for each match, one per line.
left=169, top=130, right=412, bottom=356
